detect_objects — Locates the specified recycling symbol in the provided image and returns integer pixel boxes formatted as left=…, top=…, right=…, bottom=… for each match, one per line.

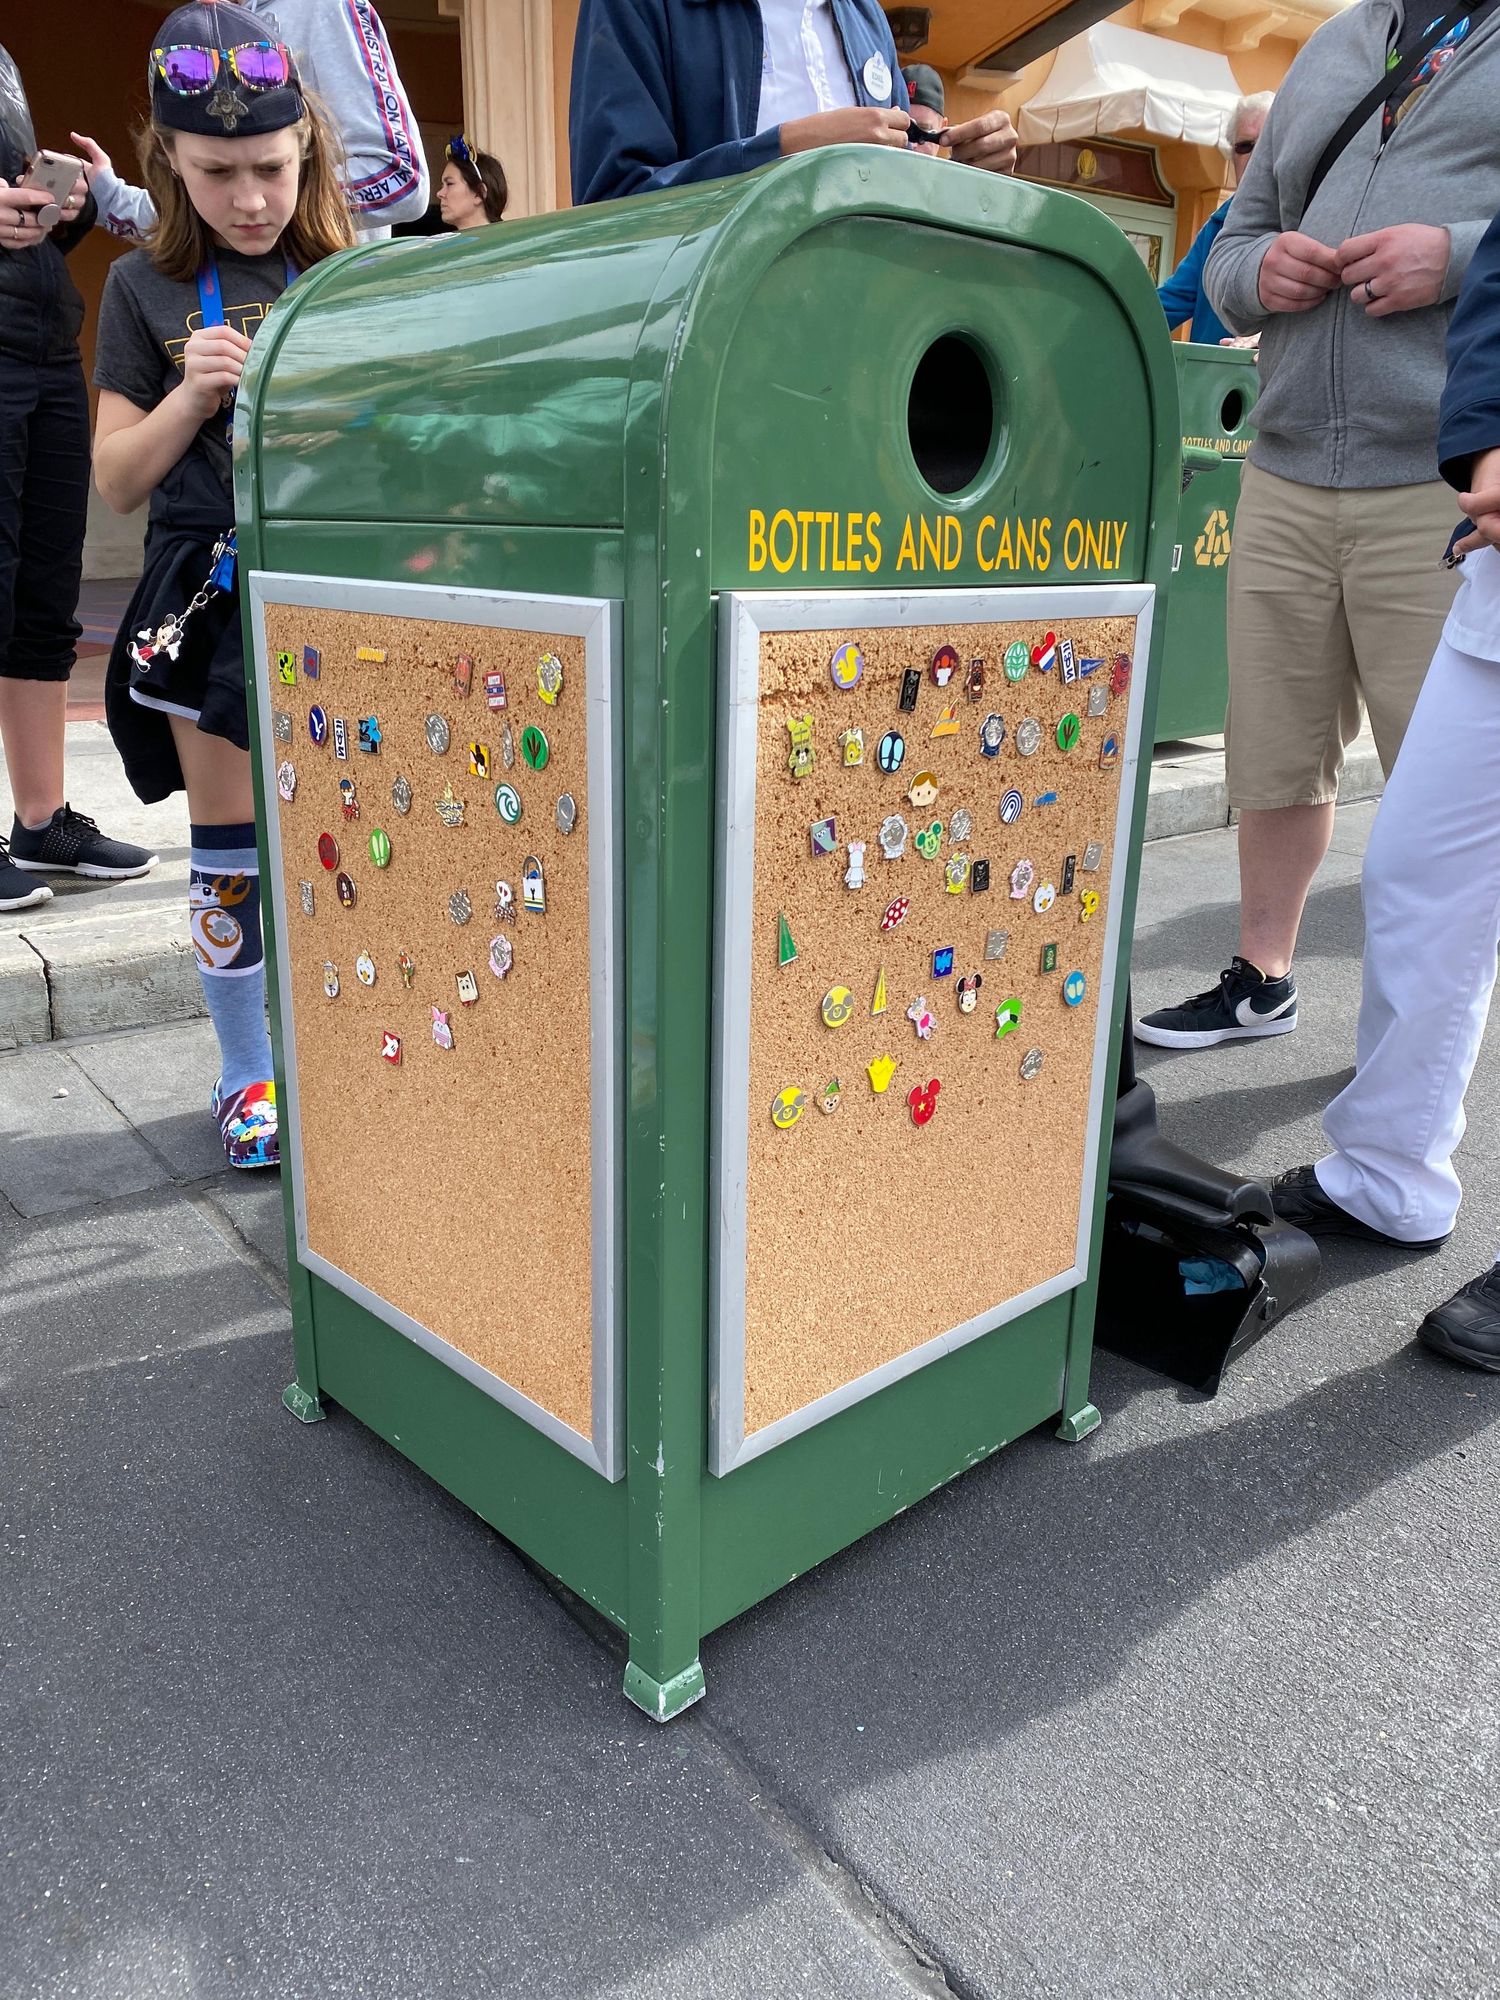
left=1195, top=508, right=1232, bottom=568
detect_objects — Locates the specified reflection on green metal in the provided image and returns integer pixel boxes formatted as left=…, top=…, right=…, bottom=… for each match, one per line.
left=238, top=147, right=1183, bottom=1720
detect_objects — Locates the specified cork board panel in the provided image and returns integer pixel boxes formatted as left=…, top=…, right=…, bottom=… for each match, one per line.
left=713, top=587, right=1153, bottom=1469
left=248, top=575, right=619, bottom=1472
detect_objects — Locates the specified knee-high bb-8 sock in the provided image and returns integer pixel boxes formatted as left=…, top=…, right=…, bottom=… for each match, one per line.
left=188, top=821, right=274, bottom=1098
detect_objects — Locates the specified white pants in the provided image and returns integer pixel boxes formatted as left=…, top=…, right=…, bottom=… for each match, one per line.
left=1316, top=625, right=1500, bottom=1242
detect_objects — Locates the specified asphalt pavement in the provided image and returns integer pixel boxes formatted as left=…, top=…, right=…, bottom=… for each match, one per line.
left=3, top=798, right=1498, bottom=2000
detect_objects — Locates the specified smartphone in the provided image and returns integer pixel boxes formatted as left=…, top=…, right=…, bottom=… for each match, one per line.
left=20, top=149, right=83, bottom=229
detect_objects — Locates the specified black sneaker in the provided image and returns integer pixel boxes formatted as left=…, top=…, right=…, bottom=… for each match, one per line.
left=0, top=835, right=54, bottom=912
left=1418, top=1266, right=1500, bottom=1373
left=1270, top=1164, right=1450, bottom=1250
left=9, top=803, right=157, bottom=881
left=1135, top=956, right=1297, bottom=1048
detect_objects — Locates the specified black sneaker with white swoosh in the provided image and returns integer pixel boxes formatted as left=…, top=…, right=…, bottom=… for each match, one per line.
left=1135, top=956, right=1298, bottom=1048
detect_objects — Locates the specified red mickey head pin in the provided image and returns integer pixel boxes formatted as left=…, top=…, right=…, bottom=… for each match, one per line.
left=907, top=1077, right=941, bottom=1128
left=1030, top=630, right=1058, bottom=671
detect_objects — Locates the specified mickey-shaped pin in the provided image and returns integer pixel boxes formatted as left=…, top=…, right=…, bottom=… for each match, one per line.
left=907, top=1077, right=941, bottom=1128
left=914, top=819, right=943, bottom=860
left=957, top=972, right=983, bottom=1014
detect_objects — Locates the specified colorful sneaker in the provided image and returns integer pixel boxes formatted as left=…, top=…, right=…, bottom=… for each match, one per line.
left=1135, top=956, right=1297, bottom=1049
left=9, top=803, right=157, bottom=881
left=212, top=1079, right=280, bottom=1170
left=0, top=835, right=53, bottom=911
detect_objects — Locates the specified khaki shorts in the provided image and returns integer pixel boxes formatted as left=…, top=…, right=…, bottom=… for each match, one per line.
left=1224, top=463, right=1460, bottom=811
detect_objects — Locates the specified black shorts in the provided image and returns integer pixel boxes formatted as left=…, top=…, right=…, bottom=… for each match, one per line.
left=105, top=525, right=249, bottom=804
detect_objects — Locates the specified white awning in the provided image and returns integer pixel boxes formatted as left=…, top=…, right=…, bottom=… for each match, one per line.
left=1017, top=23, right=1241, bottom=150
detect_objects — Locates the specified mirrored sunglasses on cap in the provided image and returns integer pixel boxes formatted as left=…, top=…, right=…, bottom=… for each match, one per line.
left=152, top=41, right=293, bottom=95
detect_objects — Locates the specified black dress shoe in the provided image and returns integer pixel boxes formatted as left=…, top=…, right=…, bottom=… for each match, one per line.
left=1419, top=1267, right=1500, bottom=1372
left=1269, top=1165, right=1451, bottom=1250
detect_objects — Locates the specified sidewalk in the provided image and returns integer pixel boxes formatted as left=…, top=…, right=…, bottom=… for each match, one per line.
left=0, top=581, right=1388, bottom=1048
left=5, top=798, right=1497, bottom=2000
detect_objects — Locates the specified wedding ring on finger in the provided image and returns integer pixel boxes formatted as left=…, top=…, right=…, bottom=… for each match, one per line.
left=1362, top=280, right=1378, bottom=304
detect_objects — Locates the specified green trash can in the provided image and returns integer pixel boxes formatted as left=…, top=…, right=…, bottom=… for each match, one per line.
left=237, top=150, right=1180, bottom=1718
left=1154, top=341, right=1257, bottom=743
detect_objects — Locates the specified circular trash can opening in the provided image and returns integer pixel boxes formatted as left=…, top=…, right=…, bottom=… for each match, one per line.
left=1220, top=386, right=1249, bottom=434
left=908, top=334, right=996, bottom=495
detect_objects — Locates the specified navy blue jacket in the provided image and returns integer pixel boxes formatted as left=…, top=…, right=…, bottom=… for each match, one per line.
left=1439, top=208, right=1500, bottom=491
left=570, top=0, right=909, bottom=206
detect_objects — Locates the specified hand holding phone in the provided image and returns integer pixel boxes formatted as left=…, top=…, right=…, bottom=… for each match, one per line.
left=19, top=150, right=85, bottom=230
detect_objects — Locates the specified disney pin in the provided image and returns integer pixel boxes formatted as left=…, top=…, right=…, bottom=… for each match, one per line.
left=945, top=852, right=970, bottom=894
left=971, top=859, right=991, bottom=893
left=906, top=996, right=936, bottom=1041
left=380, top=1030, right=401, bottom=1065
left=957, top=972, right=983, bottom=1013
left=273, top=709, right=292, bottom=744
left=1079, top=889, right=1100, bottom=923
left=355, top=952, right=376, bottom=987
left=985, top=929, right=1010, bottom=961
left=810, top=816, right=837, bottom=857
left=453, top=654, right=474, bottom=697
left=787, top=714, right=815, bottom=780
left=333, top=717, right=349, bottom=760
left=867, top=1053, right=899, bottom=1095
left=844, top=840, right=866, bottom=891
left=819, top=1080, right=842, bottom=1116
left=994, top=995, right=1022, bottom=1039
left=980, top=713, right=1005, bottom=758
left=392, top=773, right=413, bottom=815
left=456, top=969, right=479, bottom=1005
left=907, top=770, right=939, bottom=811
left=339, top=777, right=360, bottom=821
left=841, top=726, right=865, bottom=767
left=899, top=668, right=921, bottom=713
left=537, top=654, right=564, bottom=705
left=308, top=706, right=328, bottom=747
left=449, top=888, right=472, bottom=925
left=1003, top=641, right=1029, bottom=683
left=1020, top=1046, right=1045, bottom=1081
left=1016, top=718, right=1043, bottom=757
left=494, top=783, right=522, bottom=826
left=298, top=880, right=315, bottom=917
left=522, top=856, right=545, bottom=913
left=488, top=932, right=514, bottom=979
left=881, top=896, right=910, bottom=932
left=521, top=725, right=549, bottom=773
left=358, top=716, right=382, bottom=755
left=1033, top=879, right=1056, bottom=914
left=501, top=721, right=515, bottom=769
left=494, top=881, right=516, bottom=924
left=302, top=646, right=320, bottom=680
left=1082, top=840, right=1104, bottom=872
left=323, top=962, right=340, bottom=999
left=914, top=819, right=943, bottom=860
left=484, top=670, right=507, bottom=709
left=425, top=713, right=451, bottom=755
left=771, top=1086, right=806, bottom=1131
left=276, top=760, right=296, bottom=801
left=556, top=792, right=577, bottom=835
left=948, top=807, right=973, bottom=842
left=1010, top=859, right=1035, bottom=900
left=368, top=827, right=391, bottom=869
left=877, top=730, right=906, bottom=774
left=1064, top=969, right=1087, bottom=1007
left=829, top=641, right=863, bottom=690
left=356, top=645, right=386, bottom=665
left=878, top=813, right=908, bottom=861
left=932, top=702, right=960, bottom=738
left=432, top=1006, right=454, bottom=1051
left=907, top=1078, right=940, bottom=1128
left=1062, top=853, right=1077, bottom=894
left=930, top=644, right=959, bottom=687
left=398, top=951, right=415, bottom=987
left=336, top=871, right=356, bottom=909
left=435, top=782, right=465, bottom=828
left=1087, top=684, right=1109, bottom=718
left=999, top=788, right=1023, bottom=825
left=276, top=650, right=297, bottom=685
left=821, top=986, right=855, bottom=1029
left=778, top=912, right=796, bottom=967
left=469, top=742, right=490, bottom=779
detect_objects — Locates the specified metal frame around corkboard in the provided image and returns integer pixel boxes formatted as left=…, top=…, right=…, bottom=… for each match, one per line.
left=710, top=585, right=1155, bottom=1475
left=247, top=571, right=624, bottom=1478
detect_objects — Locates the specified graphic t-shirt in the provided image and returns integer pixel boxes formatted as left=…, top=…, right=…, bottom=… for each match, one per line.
left=93, top=245, right=292, bottom=530
left=1383, top=5, right=1495, bottom=136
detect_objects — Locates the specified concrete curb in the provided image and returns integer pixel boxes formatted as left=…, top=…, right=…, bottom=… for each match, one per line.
left=0, top=737, right=1387, bottom=1052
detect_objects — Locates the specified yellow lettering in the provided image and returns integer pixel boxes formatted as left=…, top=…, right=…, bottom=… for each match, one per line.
left=996, top=518, right=1015, bottom=570
left=942, top=515, right=962, bottom=570
left=865, top=511, right=882, bottom=571
left=749, top=509, right=767, bottom=573
left=919, top=514, right=941, bottom=571
left=847, top=513, right=864, bottom=567
left=1063, top=518, right=1085, bottom=572
left=769, top=508, right=798, bottom=574
left=797, top=510, right=814, bottom=571
left=1015, top=517, right=1035, bottom=570
left=816, top=511, right=833, bottom=570
left=1037, top=516, right=1052, bottom=569
left=1084, top=520, right=1105, bottom=569
left=1108, top=520, right=1126, bottom=568
left=976, top=515, right=996, bottom=570
left=897, top=516, right=917, bottom=570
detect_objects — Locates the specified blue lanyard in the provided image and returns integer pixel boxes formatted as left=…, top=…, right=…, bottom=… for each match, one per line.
left=194, top=252, right=298, bottom=327
left=193, top=255, right=296, bottom=591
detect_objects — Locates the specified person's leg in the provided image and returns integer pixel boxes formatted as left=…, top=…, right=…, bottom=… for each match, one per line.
left=1236, top=801, right=1337, bottom=979
left=171, top=716, right=276, bottom=1165
left=1341, top=478, right=1460, bottom=776
left=1313, top=631, right=1500, bottom=1241
left=1137, top=466, right=1355, bottom=1045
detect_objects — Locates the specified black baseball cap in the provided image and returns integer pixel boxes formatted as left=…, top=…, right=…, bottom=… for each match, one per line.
left=902, top=65, right=946, bottom=117
left=149, top=2, right=306, bottom=136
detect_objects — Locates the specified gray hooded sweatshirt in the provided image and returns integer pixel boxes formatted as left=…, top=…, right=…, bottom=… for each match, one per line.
left=1206, top=0, right=1500, bottom=489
